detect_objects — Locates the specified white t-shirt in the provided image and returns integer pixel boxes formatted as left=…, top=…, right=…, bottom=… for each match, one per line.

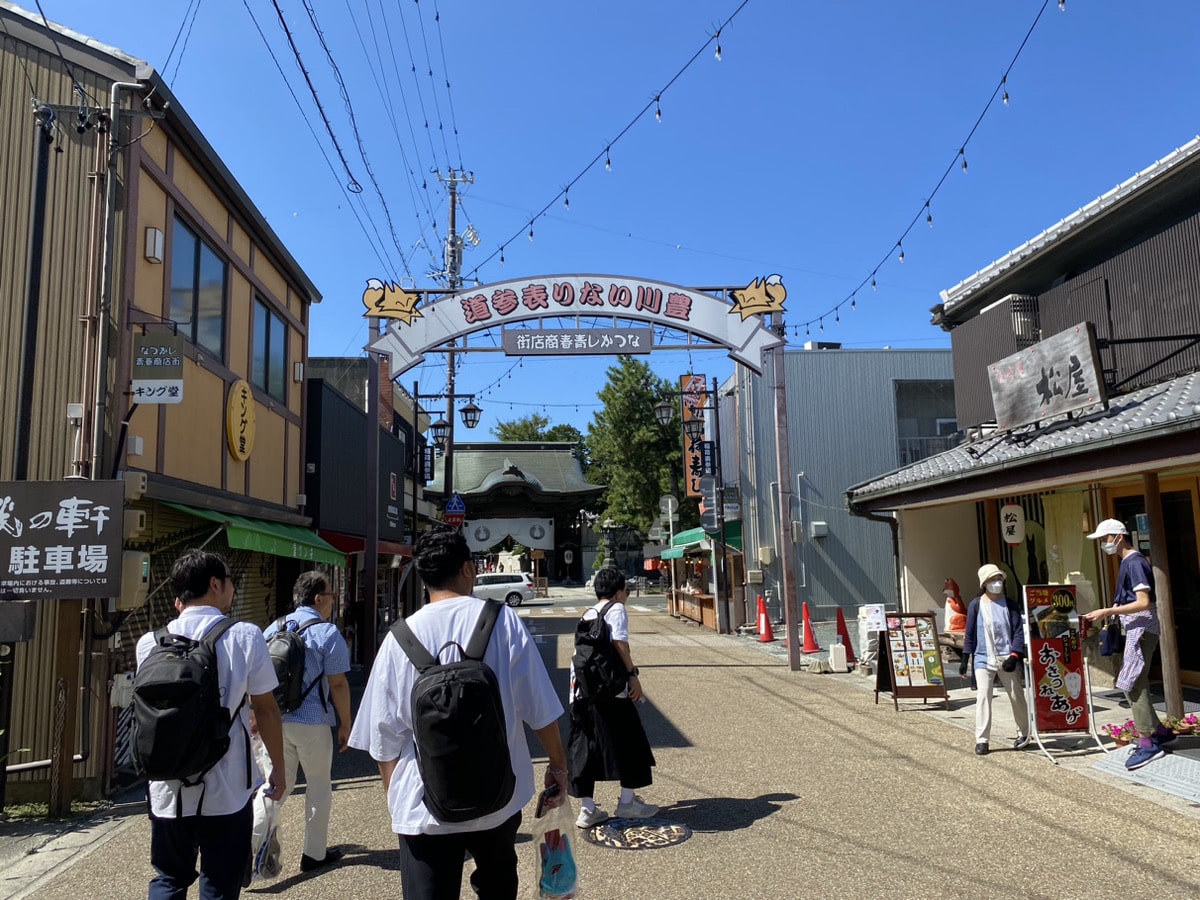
left=348, top=596, right=563, bottom=835
left=135, top=605, right=278, bottom=818
left=570, top=599, right=630, bottom=702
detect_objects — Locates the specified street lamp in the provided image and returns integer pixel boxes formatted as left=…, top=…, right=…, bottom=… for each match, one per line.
left=410, top=383, right=482, bottom=547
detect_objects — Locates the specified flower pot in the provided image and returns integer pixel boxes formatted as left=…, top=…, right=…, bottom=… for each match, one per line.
left=1111, top=738, right=1130, bottom=747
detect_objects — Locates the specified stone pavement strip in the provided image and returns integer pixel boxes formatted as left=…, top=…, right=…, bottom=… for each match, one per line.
left=7, top=597, right=1200, bottom=900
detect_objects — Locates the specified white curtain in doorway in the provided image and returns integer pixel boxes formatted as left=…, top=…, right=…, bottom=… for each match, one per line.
left=462, top=518, right=555, bottom=551
left=1042, top=492, right=1086, bottom=584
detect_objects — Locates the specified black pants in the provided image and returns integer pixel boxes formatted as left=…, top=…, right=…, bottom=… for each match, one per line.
left=398, top=811, right=521, bottom=900
left=148, top=800, right=252, bottom=900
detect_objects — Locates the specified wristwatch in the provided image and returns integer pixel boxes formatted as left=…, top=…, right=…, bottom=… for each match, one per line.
left=627, top=667, right=639, bottom=677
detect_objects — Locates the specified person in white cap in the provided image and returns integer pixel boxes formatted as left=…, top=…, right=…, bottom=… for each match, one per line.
left=960, top=564, right=1030, bottom=755
left=1083, top=518, right=1175, bottom=770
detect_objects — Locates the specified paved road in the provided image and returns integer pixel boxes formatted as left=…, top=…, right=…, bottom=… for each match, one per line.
left=6, top=586, right=1200, bottom=899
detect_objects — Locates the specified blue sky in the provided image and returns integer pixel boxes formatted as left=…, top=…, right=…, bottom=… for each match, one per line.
left=32, top=0, right=1200, bottom=436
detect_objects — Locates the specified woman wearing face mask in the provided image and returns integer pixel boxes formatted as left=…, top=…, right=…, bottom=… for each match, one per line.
left=960, top=564, right=1030, bottom=755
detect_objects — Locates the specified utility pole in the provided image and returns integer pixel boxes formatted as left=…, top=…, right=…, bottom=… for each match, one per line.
left=770, top=311, right=801, bottom=672
left=435, top=169, right=473, bottom=504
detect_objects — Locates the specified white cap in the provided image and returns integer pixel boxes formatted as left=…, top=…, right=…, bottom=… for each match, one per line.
left=1086, top=518, right=1128, bottom=540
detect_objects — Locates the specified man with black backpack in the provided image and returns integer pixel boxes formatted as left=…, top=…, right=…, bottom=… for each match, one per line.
left=134, top=549, right=285, bottom=900
left=349, top=526, right=567, bottom=900
left=262, top=570, right=352, bottom=874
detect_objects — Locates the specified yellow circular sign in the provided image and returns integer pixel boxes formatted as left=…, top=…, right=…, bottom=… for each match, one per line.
left=226, top=379, right=256, bottom=461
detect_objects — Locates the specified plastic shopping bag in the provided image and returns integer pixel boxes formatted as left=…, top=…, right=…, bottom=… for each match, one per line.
left=249, top=734, right=283, bottom=882
left=531, top=785, right=578, bottom=899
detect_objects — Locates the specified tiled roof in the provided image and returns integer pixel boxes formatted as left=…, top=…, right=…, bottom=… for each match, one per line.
left=847, top=371, right=1200, bottom=507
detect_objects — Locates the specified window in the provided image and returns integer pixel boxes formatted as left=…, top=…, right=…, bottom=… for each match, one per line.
left=170, top=216, right=227, bottom=359
left=252, top=298, right=287, bottom=401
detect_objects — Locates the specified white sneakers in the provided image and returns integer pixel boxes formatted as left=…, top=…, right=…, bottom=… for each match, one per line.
left=575, top=805, right=610, bottom=828
left=614, top=795, right=659, bottom=818
left=576, top=795, right=661, bottom=827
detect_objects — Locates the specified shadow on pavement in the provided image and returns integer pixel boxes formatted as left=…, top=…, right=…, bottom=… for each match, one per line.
left=664, top=793, right=801, bottom=832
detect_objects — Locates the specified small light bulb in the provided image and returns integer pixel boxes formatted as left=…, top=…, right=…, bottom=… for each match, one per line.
left=835, top=309, right=840, bottom=324
left=500, top=247, right=505, bottom=265
left=851, top=296, right=857, bottom=310
left=605, top=148, right=612, bottom=171
left=715, top=42, right=722, bottom=61
left=871, top=277, right=877, bottom=291
left=819, top=319, right=824, bottom=333
left=1058, top=0, right=1065, bottom=10
left=528, top=224, right=534, bottom=242
left=961, top=155, right=969, bottom=173
left=805, top=324, right=810, bottom=337
left=927, top=209, right=933, bottom=227
left=564, top=190, right=569, bottom=210
left=655, top=97, right=662, bottom=122
left=898, top=245, right=905, bottom=264
left=1002, top=89, right=1010, bottom=106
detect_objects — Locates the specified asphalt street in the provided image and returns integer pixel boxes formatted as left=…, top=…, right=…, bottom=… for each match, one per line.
left=4, top=584, right=1199, bottom=900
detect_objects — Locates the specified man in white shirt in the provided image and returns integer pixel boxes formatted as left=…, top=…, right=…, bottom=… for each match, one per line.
left=350, top=527, right=567, bottom=900
left=135, top=550, right=285, bottom=899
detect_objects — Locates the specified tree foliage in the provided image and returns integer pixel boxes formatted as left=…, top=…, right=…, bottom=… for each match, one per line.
left=491, top=413, right=584, bottom=445
left=585, top=357, right=694, bottom=532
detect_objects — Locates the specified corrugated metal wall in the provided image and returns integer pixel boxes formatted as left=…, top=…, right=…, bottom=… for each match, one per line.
left=734, top=349, right=954, bottom=623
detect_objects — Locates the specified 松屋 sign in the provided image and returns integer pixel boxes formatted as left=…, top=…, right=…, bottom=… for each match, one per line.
left=988, top=322, right=1107, bottom=430
left=0, top=480, right=125, bottom=599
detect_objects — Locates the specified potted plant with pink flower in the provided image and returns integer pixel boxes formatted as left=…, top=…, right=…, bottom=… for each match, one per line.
left=1100, top=719, right=1139, bottom=746
left=1163, top=713, right=1198, bottom=735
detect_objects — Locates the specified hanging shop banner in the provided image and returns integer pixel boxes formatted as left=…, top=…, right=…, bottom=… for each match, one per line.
left=874, top=612, right=950, bottom=711
left=0, top=480, right=124, bottom=599
left=1023, top=584, right=1089, bottom=733
left=681, top=374, right=707, bottom=498
left=131, top=332, right=184, bottom=403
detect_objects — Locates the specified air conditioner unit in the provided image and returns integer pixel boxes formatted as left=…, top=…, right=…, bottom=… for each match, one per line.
left=123, top=470, right=147, bottom=500
left=746, top=569, right=764, bottom=584
left=124, top=509, right=147, bottom=541
left=116, top=551, right=150, bottom=610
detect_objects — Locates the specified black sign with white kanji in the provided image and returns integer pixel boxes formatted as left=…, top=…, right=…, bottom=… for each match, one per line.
left=0, top=480, right=125, bottom=600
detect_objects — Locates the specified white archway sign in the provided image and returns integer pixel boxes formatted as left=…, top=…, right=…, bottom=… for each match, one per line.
left=363, top=273, right=787, bottom=375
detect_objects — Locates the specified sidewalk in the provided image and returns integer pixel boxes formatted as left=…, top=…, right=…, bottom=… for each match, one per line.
left=732, top=617, right=1200, bottom=815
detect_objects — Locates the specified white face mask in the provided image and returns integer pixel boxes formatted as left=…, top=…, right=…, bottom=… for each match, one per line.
left=1101, top=539, right=1121, bottom=556
left=985, top=579, right=1005, bottom=595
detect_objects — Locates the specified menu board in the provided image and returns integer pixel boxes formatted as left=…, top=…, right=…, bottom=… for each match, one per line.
left=1023, top=584, right=1089, bottom=734
left=874, top=612, right=950, bottom=711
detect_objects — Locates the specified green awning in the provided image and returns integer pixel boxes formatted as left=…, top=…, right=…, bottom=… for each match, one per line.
left=667, top=521, right=743, bottom=553
left=166, top=502, right=344, bottom=566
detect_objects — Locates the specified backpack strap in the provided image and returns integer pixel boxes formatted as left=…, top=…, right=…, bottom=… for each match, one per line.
left=282, top=616, right=330, bottom=711
left=587, top=600, right=618, bottom=637
left=464, top=600, right=503, bottom=661
left=391, top=617, right=438, bottom=673
left=390, top=600, right=503, bottom=671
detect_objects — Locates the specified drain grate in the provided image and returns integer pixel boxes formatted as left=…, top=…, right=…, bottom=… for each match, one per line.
left=1093, top=747, right=1200, bottom=803
left=578, top=817, right=692, bottom=851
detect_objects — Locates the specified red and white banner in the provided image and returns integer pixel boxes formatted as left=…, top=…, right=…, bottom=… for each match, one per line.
left=1023, top=584, right=1089, bottom=734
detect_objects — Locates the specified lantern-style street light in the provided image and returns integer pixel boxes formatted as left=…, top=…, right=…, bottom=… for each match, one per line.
left=410, top=384, right=483, bottom=545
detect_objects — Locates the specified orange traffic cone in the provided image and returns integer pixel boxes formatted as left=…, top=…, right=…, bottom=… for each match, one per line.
left=757, top=594, right=776, bottom=643
left=835, top=607, right=857, bottom=664
left=801, top=601, right=821, bottom=653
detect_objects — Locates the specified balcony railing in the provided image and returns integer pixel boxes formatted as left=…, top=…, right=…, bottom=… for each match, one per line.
left=898, top=435, right=961, bottom=467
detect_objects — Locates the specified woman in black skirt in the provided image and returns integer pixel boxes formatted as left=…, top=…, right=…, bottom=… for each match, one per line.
left=568, top=568, right=658, bottom=828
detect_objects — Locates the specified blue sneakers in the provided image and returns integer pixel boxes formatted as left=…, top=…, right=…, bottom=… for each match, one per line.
left=1125, top=744, right=1165, bottom=770
left=1152, top=728, right=1178, bottom=749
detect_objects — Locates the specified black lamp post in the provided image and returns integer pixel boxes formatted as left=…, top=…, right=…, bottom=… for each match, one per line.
left=410, top=382, right=482, bottom=547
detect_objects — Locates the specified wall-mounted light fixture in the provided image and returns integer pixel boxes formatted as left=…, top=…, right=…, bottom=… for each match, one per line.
left=144, top=226, right=164, bottom=264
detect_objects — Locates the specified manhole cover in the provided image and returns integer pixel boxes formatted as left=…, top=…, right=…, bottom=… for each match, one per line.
left=579, top=817, right=692, bottom=850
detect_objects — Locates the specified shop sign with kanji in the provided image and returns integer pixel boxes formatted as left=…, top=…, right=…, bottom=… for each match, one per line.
left=500, top=327, right=652, bottom=356
left=1023, top=584, right=1089, bottom=734
left=131, top=333, right=184, bottom=404
left=0, top=480, right=125, bottom=599
left=988, top=321, right=1107, bottom=430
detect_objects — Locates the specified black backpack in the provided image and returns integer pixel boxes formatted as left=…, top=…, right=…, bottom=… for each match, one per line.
left=267, top=617, right=325, bottom=714
left=390, top=601, right=516, bottom=823
left=572, top=600, right=627, bottom=700
left=131, top=618, right=250, bottom=812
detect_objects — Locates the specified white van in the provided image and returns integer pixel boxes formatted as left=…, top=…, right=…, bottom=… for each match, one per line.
left=473, top=572, right=536, bottom=606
